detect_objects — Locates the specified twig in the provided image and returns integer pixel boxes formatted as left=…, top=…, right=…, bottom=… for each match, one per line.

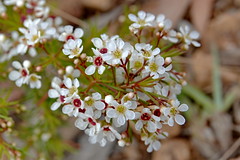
left=219, top=137, right=240, bottom=160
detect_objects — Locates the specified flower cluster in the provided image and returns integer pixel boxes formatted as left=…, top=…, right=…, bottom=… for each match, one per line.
left=46, top=11, right=200, bottom=152
left=1, top=3, right=201, bottom=153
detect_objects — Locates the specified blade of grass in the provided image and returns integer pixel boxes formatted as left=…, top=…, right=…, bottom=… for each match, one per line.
left=211, top=44, right=223, bottom=110
left=182, top=85, right=214, bottom=113
left=222, top=86, right=239, bottom=112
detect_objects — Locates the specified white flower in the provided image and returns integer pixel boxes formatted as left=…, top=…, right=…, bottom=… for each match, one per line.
left=163, top=100, right=188, bottom=126
left=48, top=77, right=66, bottom=111
left=28, top=73, right=41, bottom=89
left=91, top=34, right=118, bottom=54
left=60, top=78, right=80, bottom=100
left=85, top=49, right=105, bottom=75
left=178, top=24, right=201, bottom=48
left=62, top=95, right=84, bottom=117
left=84, top=92, right=105, bottom=111
left=128, top=11, right=155, bottom=29
left=75, top=114, right=101, bottom=136
left=106, top=100, right=136, bottom=127
left=135, top=108, right=161, bottom=133
left=9, top=60, right=30, bottom=87
left=135, top=43, right=160, bottom=59
left=88, top=125, right=121, bottom=147
left=102, top=38, right=133, bottom=65
left=144, top=55, right=165, bottom=79
left=129, top=51, right=144, bottom=72
left=142, top=132, right=167, bottom=152
left=155, top=14, right=172, bottom=31
left=59, top=25, right=83, bottom=42
left=62, top=39, right=83, bottom=59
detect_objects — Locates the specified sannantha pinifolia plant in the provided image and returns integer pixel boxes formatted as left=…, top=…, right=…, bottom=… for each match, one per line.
left=0, top=0, right=201, bottom=155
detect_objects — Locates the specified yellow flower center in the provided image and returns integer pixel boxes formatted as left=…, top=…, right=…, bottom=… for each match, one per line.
left=116, top=105, right=126, bottom=114
left=85, top=97, right=94, bottom=107
left=149, top=62, right=158, bottom=72
left=133, top=61, right=143, bottom=70
left=113, top=49, right=122, bottom=59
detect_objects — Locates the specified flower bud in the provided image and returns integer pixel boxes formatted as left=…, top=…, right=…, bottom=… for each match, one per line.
left=23, top=60, right=31, bottom=68
left=74, top=59, right=79, bottom=64
left=80, top=53, right=86, bottom=60
left=58, top=69, right=64, bottom=75
left=36, top=66, right=42, bottom=72
left=127, top=92, right=134, bottom=99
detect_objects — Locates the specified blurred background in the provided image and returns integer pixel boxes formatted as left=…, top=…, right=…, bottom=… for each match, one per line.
left=45, top=0, right=240, bottom=159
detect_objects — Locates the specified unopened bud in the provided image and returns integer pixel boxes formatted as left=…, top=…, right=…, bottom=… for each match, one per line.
left=165, top=57, right=172, bottom=64
left=74, top=59, right=79, bottom=64
left=7, top=121, right=13, bottom=127
left=127, top=92, right=134, bottom=99
left=58, top=69, right=64, bottom=75
left=36, top=66, right=42, bottom=72
left=80, top=53, right=86, bottom=60
left=23, top=60, right=31, bottom=68
left=65, top=66, right=74, bottom=74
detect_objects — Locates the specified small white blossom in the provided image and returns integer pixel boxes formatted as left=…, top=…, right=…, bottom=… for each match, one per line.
left=62, top=95, right=84, bottom=117
left=28, top=73, right=41, bottom=89
left=59, top=25, right=83, bottom=42
left=135, top=108, right=161, bottom=133
left=128, top=11, right=155, bottom=29
left=85, top=49, right=105, bottom=75
left=62, top=39, right=83, bottom=59
left=135, top=43, right=160, bottom=59
left=106, top=100, right=136, bottom=127
left=144, top=55, right=165, bottom=79
left=9, top=60, right=30, bottom=87
left=60, top=78, right=80, bottom=101
left=163, top=100, right=188, bottom=126
left=178, top=24, right=201, bottom=49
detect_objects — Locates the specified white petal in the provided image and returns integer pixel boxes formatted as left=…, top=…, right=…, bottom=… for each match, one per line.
left=94, top=101, right=105, bottom=110
left=12, top=61, right=22, bottom=69
left=73, top=78, right=80, bottom=87
left=98, top=65, right=105, bottom=75
left=175, top=114, right=185, bottom=125
left=91, top=38, right=103, bottom=48
left=64, top=78, right=72, bottom=89
left=64, top=25, right=73, bottom=34
left=168, top=117, right=174, bottom=126
left=15, top=78, right=24, bottom=87
left=128, top=14, right=137, bottom=22
left=62, top=104, right=74, bottom=114
left=106, top=108, right=117, bottom=118
left=189, top=31, right=199, bottom=39
left=135, top=120, right=143, bottom=130
left=74, top=28, right=83, bottom=38
left=85, top=65, right=96, bottom=75
left=147, top=121, right=156, bottom=133
left=152, top=141, right=161, bottom=151
left=75, top=118, right=88, bottom=130
left=117, top=115, right=126, bottom=126
left=192, top=41, right=201, bottom=47
left=9, top=71, right=21, bottom=81
left=50, top=102, right=61, bottom=111
left=125, top=110, right=135, bottom=120
left=48, top=89, right=60, bottom=98
left=92, top=92, right=101, bottom=100
left=178, top=104, right=189, bottom=112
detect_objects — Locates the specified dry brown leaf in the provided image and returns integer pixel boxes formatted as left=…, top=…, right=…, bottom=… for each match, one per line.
left=152, top=139, right=191, bottom=160
left=161, top=124, right=181, bottom=138
left=210, top=113, right=233, bottom=151
left=81, top=0, right=115, bottom=11
left=142, top=0, right=191, bottom=26
left=190, top=0, right=214, bottom=34
left=190, top=49, right=212, bottom=88
left=59, top=0, right=83, bottom=18
left=122, top=139, right=141, bottom=160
